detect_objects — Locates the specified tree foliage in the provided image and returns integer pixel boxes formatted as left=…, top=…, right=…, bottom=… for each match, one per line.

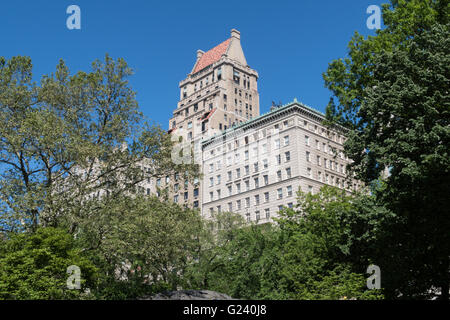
left=323, top=0, right=449, bottom=299
left=0, top=227, right=97, bottom=299
left=0, top=54, right=198, bottom=234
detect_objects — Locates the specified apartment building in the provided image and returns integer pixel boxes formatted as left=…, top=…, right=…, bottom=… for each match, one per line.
left=201, top=100, right=359, bottom=223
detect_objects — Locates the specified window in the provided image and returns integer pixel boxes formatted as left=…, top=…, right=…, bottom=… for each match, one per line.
left=318, top=171, right=322, bottom=181
left=245, top=180, right=250, bottom=191
left=317, top=155, right=321, bottom=166
left=227, top=171, right=232, bottom=181
left=287, top=185, right=293, bottom=197
left=209, top=163, right=214, bottom=173
left=265, top=208, right=270, bottom=219
left=264, top=192, right=269, bottom=202
left=255, top=210, right=260, bottom=222
left=193, top=201, right=199, bottom=208
left=288, top=202, right=294, bottom=209
left=284, top=135, right=290, bottom=146
left=276, top=154, right=281, bottom=165
left=275, top=139, right=280, bottom=149
left=209, top=177, right=214, bottom=187
left=237, top=200, right=241, bottom=210
left=245, top=165, right=249, bottom=175
left=263, top=159, right=268, bottom=169
left=236, top=168, right=241, bottom=178
left=217, top=189, right=221, bottom=199
left=316, top=140, right=320, bottom=150
left=285, top=151, right=291, bottom=162
left=233, top=70, right=240, bottom=84
left=209, top=192, right=213, bottom=201
left=228, top=185, right=232, bottom=196
left=228, top=202, right=233, bottom=211
left=277, top=170, right=282, bottom=182
left=187, top=121, right=192, bottom=129
left=236, top=183, right=241, bottom=193
left=245, top=150, right=249, bottom=160
left=245, top=197, right=250, bottom=208
left=217, top=175, right=221, bottom=185
left=305, top=135, right=310, bottom=146
left=308, top=185, right=313, bottom=193
left=254, top=177, right=259, bottom=188
left=306, top=151, right=310, bottom=162
left=194, top=188, right=199, bottom=197
left=264, top=175, right=269, bottom=185
left=254, top=162, right=259, bottom=172
left=286, top=167, right=292, bottom=178
left=255, top=195, right=260, bottom=205
left=277, top=188, right=283, bottom=199
left=184, top=192, right=188, bottom=200
left=174, top=195, right=179, bottom=203
left=307, top=168, right=312, bottom=177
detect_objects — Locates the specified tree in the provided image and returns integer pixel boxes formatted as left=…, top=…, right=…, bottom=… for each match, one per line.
left=74, top=195, right=204, bottom=299
left=0, top=55, right=198, bottom=234
left=276, top=186, right=384, bottom=300
left=323, top=0, right=449, bottom=299
left=0, top=227, right=97, bottom=299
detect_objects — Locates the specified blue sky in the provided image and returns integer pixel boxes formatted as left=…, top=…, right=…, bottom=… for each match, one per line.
left=1, top=0, right=386, bottom=129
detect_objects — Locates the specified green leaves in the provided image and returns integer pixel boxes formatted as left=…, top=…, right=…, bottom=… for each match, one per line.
left=0, top=227, right=97, bottom=300
left=323, top=0, right=450, bottom=299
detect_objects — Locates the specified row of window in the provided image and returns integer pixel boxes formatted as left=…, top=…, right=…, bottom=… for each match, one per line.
left=210, top=202, right=297, bottom=223
left=207, top=135, right=290, bottom=166
left=302, top=120, right=345, bottom=144
left=211, top=185, right=293, bottom=209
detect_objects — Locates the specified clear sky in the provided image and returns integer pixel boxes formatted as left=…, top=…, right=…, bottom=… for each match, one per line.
left=1, top=0, right=386, bottom=129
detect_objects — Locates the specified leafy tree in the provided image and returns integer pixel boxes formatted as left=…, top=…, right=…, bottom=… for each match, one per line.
left=0, top=55, right=198, bottom=234
left=276, top=186, right=384, bottom=300
left=73, top=195, right=204, bottom=299
left=323, top=0, right=449, bottom=299
left=0, top=227, right=97, bottom=299
left=188, top=188, right=384, bottom=300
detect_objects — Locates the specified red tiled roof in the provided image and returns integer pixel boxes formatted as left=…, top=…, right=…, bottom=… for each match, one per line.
left=193, top=39, right=231, bottom=74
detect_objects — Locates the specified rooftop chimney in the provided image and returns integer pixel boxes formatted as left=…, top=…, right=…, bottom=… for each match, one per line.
left=231, top=29, right=240, bottom=41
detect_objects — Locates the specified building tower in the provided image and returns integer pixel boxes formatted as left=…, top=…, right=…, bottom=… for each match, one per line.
left=168, top=29, right=260, bottom=209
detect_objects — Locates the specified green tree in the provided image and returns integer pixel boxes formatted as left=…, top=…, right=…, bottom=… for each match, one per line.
left=276, top=186, right=384, bottom=300
left=0, top=227, right=97, bottom=299
left=73, top=195, right=204, bottom=299
left=0, top=55, right=198, bottom=234
left=323, top=0, right=449, bottom=299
